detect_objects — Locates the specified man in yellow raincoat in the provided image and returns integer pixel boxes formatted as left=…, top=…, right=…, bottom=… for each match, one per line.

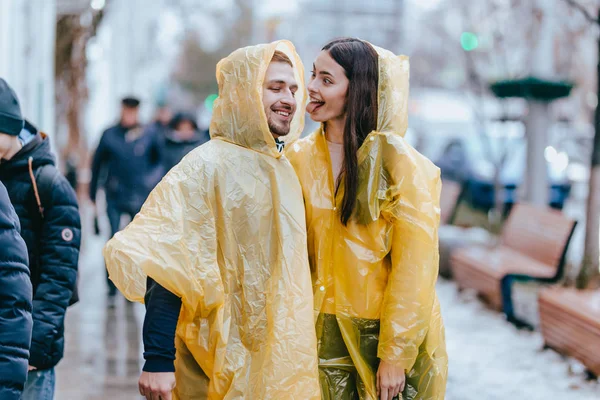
left=286, top=40, right=448, bottom=399
left=104, top=41, right=320, bottom=399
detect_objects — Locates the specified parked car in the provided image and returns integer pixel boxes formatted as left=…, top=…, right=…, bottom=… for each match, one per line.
left=435, top=135, right=572, bottom=211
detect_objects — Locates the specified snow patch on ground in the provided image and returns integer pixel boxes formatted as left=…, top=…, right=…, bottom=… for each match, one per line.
left=438, top=279, right=599, bottom=399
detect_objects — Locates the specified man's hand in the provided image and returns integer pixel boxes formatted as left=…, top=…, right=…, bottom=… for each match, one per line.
left=139, top=371, right=176, bottom=400
left=28, top=365, right=36, bottom=371
left=377, top=360, right=405, bottom=400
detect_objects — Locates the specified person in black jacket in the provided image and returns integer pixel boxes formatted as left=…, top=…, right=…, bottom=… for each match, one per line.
left=89, top=97, right=160, bottom=299
left=160, top=112, right=210, bottom=173
left=146, top=104, right=173, bottom=140
left=0, top=180, right=32, bottom=400
left=0, top=79, right=80, bottom=400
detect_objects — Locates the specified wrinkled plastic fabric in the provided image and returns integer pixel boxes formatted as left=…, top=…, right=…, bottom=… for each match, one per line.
left=104, top=40, right=321, bottom=399
left=286, top=45, right=448, bottom=400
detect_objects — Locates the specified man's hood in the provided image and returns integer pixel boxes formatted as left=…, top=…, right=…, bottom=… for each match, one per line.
left=209, top=40, right=306, bottom=158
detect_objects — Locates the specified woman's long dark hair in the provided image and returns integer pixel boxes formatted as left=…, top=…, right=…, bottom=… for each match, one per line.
left=323, top=38, right=379, bottom=225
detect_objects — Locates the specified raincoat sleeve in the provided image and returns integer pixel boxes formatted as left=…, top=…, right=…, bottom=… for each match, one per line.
left=104, top=158, right=222, bottom=318
left=377, top=140, right=442, bottom=371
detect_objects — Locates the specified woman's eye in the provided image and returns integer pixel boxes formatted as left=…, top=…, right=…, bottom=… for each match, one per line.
left=324, top=79, right=332, bottom=84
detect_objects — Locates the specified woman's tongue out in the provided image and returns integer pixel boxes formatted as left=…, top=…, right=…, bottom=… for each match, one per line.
left=307, top=100, right=324, bottom=114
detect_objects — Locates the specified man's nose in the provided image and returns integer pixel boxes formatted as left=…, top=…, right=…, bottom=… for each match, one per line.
left=280, top=90, right=296, bottom=107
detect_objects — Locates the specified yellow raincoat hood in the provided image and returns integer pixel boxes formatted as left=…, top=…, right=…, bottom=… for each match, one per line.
left=105, top=41, right=320, bottom=399
left=210, top=42, right=305, bottom=157
left=287, top=43, right=447, bottom=399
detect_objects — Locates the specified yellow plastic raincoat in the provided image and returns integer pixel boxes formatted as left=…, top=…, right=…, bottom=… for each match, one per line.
left=104, top=41, right=321, bottom=400
left=286, top=46, right=448, bottom=399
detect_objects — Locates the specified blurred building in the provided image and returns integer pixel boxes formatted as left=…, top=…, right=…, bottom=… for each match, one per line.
left=85, top=0, right=179, bottom=145
left=257, top=0, right=405, bottom=62
left=0, top=0, right=56, bottom=136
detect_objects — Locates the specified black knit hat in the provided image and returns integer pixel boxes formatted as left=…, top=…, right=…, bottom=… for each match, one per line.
left=121, top=96, right=141, bottom=108
left=0, top=78, right=24, bottom=136
left=169, top=112, right=199, bottom=131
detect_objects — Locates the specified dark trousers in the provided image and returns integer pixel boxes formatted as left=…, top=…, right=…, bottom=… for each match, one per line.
left=105, top=205, right=137, bottom=296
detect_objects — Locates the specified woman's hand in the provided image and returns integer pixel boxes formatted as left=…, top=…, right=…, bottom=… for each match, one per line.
left=377, top=360, right=405, bottom=400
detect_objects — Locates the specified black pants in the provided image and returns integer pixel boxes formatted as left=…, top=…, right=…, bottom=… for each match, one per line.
left=105, top=206, right=137, bottom=296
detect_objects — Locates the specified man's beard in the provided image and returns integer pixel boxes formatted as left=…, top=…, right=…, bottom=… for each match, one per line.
left=268, top=116, right=291, bottom=136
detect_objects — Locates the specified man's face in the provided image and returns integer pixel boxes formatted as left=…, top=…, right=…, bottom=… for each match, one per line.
left=121, top=106, right=139, bottom=128
left=262, top=61, right=298, bottom=137
left=157, top=107, right=172, bottom=125
left=0, top=132, right=16, bottom=159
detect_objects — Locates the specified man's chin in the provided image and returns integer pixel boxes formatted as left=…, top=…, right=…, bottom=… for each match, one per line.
left=268, top=123, right=291, bottom=137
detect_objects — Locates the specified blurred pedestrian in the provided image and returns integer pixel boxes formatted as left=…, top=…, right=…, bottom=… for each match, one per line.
left=0, top=78, right=80, bottom=400
left=0, top=180, right=32, bottom=400
left=286, top=38, right=448, bottom=400
left=160, top=112, right=210, bottom=173
left=146, top=104, right=173, bottom=138
left=104, top=42, right=320, bottom=399
left=89, top=96, right=160, bottom=301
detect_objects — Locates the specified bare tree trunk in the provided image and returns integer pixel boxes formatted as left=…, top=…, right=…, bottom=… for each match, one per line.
left=64, top=23, right=86, bottom=160
left=55, top=11, right=104, bottom=196
left=576, top=25, right=600, bottom=289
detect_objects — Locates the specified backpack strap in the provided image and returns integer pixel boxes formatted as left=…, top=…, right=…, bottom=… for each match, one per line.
left=27, top=159, right=59, bottom=219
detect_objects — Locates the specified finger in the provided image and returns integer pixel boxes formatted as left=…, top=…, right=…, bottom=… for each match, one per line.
left=138, top=382, right=146, bottom=397
left=150, top=390, right=161, bottom=400
left=376, top=371, right=381, bottom=397
left=162, top=390, right=173, bottom=400
left=380, top=385, right=389, bottom=400
left=392, top=384, right=401, bottom=399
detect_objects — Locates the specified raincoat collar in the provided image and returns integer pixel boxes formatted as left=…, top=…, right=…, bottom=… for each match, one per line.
left=210, top=40, right=306, bottom=159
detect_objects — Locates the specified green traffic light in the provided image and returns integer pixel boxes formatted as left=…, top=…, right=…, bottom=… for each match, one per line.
left=461, top=32, right=478, bottom=51
left=205, top=94, right=218, bottom=111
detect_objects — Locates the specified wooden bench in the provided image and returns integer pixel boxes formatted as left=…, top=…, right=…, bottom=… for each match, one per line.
left=450, top=203, right=577, bottom=327
left=440, top=180, right=463, bottom=226
left=539, top=288, right=600, bottom=377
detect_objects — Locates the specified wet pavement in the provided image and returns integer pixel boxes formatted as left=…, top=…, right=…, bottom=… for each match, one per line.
left=55, top=211, right=144, bottom=400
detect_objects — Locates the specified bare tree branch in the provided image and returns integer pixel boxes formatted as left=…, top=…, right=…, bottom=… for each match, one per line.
left=564, top=0, right=599, bottom=25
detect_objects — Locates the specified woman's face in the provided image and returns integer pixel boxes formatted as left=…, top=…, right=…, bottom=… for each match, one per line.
left=175, top=120, right=196, bottom=139
left=306, top=50, right=349, bottom=123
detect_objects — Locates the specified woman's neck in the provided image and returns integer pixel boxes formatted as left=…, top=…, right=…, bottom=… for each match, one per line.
left=324, top=117, right=345, bottom=144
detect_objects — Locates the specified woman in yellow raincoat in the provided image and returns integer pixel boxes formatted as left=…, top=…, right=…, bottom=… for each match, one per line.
left=287, top=38, right=448, bottom=400
left=104, top=41, right=320, bottom=399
